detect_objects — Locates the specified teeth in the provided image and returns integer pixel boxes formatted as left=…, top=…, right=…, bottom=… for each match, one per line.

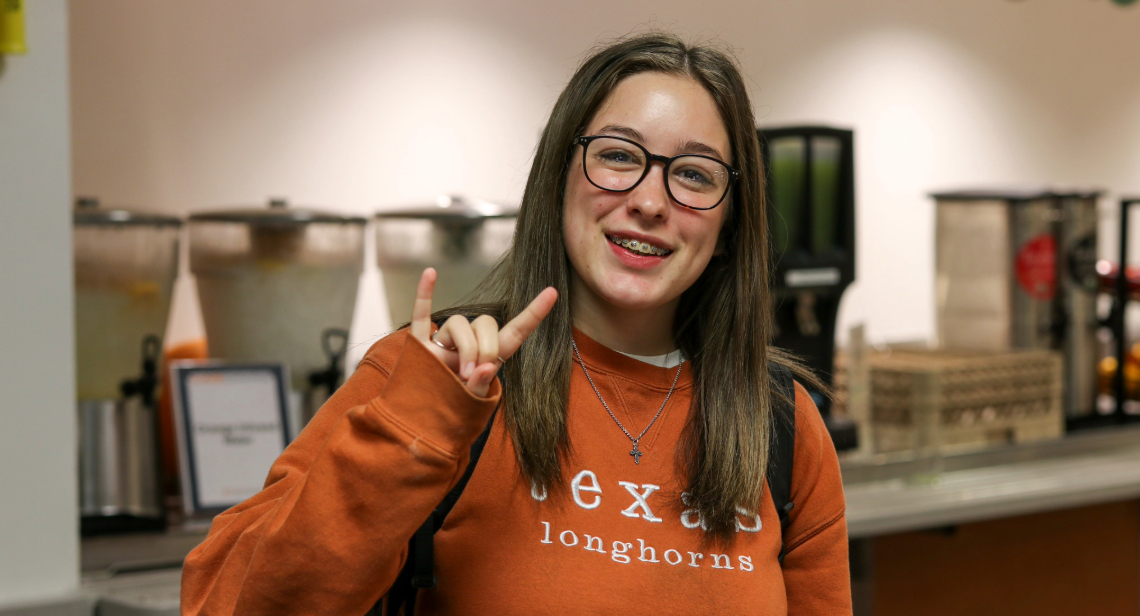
left=609, top=235, right=670, bottom=256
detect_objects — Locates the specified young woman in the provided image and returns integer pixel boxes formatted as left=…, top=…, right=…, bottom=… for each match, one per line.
left=181, top=32, right=850, bottom=615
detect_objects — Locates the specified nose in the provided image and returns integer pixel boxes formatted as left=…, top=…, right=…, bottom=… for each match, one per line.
left=626, top=161, right=671, bottom=220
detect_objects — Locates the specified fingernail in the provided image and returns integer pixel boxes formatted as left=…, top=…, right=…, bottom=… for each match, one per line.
left=463, top=362, right=475, bottom=378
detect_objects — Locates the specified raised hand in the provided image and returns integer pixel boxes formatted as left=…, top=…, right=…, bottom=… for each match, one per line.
left=409, top=268, right=558, bottom=397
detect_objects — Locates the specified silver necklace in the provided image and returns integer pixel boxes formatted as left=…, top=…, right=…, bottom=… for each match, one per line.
left=572, top=339, right=685, bottom=465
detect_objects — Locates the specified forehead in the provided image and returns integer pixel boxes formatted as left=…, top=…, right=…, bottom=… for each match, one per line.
left=586, top=72, right=731, bottom=162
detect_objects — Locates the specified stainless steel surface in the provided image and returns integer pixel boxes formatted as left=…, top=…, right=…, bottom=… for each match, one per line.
left=0, top=594, right=93, bottom=616
left=75, top=525, right=208, bottom=616
left=82, top=570, right=181, bottom=616
left=74, top=197, right=182, bottom=227
left=842, top=424, right=1140, bottom=537
left=81, top=526, right=207, bottom=574
left=375, top=195, right=517, bottom=325
left=78, top=398, right=161, bottom=518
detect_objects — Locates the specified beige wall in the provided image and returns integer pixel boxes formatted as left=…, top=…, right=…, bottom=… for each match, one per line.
left=70, top=0, right=1140, bottom=365
left=0, top=0, right=79, bottom=608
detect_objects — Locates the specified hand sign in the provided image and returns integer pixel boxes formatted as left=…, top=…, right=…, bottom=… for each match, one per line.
left=409, top=268, right=558, bottom=397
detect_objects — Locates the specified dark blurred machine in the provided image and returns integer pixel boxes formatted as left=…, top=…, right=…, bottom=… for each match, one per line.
left=759, top=126, right=858, bottom=450
left=1098, top=196, right=1140, bottom=427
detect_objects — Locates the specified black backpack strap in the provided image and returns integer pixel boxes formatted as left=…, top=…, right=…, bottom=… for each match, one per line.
left=381, top=404, right=498, bottom=616
left=768, top=364, right=797, bottom=565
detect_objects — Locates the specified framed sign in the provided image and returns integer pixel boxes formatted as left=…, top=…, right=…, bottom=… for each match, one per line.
left=171, top=361, right=291, bottom=516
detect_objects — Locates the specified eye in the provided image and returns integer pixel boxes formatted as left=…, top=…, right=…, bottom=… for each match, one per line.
left=673, top=165, right=715, bottom=188
left=596, top=147, right=642, bottom=167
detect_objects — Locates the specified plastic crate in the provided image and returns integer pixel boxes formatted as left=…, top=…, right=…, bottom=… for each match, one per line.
left=868, top=348, right=1063, bottom=453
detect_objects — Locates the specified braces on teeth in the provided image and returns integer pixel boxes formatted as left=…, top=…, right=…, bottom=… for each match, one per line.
left=610, top=236, right=670, bottom=256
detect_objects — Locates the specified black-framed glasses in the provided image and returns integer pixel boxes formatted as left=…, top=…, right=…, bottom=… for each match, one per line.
left=572, top=135, right=739, bottom=211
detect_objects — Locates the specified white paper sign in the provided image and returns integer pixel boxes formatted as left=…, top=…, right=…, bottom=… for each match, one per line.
left=172, top=363, right=290, bottom=513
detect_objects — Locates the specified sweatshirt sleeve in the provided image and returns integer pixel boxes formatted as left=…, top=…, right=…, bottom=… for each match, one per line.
left=781, top=382, right=852, bottom=616
left=180, top=329, right=501, bottom=616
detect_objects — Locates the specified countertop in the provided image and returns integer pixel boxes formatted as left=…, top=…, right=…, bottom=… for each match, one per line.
left=63, top=424, right=1140, bottom=616
left=842, top=423, right=1140, bottom=537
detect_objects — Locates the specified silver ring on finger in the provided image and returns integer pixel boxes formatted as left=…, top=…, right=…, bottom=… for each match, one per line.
left=431, top=330, right=457, bottom=351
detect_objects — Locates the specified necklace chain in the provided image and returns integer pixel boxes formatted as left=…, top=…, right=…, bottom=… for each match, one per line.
left=572, top=339, right=685, bottom=464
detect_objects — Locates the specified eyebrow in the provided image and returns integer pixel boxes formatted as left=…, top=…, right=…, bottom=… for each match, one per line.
left=678, top=139, right=727, bottom=161
left=596, top=124, right=729, bottom=162
left=597, top=125, right=645, bottom=142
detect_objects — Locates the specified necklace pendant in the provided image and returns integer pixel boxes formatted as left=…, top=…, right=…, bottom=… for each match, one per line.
left=630, top=441, right=643, bottom=465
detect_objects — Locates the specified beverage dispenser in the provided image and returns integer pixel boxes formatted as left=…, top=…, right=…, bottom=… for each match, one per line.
left=188, top=199, right=365, bottom=430
left=375, top=195, right=517, bottom=326
left=74, top=198, right=181, bottom=534
left=932, top=188, right=1101, bottom=425
left=759, top=126, right=858, bottom=450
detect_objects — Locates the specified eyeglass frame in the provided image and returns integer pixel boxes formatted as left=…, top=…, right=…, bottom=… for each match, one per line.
left=571, top=134, right=740, bottom=211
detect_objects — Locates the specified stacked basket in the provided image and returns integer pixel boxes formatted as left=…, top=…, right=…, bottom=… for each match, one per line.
left=867, top=349, right=1063, bottom=454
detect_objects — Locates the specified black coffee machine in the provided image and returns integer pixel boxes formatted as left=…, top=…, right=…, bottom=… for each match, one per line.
left=759, top=126, right=858, bottom=450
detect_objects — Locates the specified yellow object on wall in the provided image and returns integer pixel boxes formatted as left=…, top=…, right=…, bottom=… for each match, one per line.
left=1, top=0, right=28, bottom=55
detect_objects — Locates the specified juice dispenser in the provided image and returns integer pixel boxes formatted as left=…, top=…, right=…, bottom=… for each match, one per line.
left=189, top=199, right=365, bottom=430
left=375, top=195, right=517, bottom=326
left=74, top=198, right=181, bottom=534
left=759, top=126, right=858, bottom=450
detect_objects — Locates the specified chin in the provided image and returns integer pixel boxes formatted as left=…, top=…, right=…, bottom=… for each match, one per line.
left=595, top=278, right=674, bottom=311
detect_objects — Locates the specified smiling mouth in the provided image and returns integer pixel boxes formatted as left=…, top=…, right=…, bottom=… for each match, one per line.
left=607, top=235, right=673, bottom=256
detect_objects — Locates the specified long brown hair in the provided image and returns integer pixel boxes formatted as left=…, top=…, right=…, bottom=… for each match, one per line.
left=438, top=32, right=820, bottom=538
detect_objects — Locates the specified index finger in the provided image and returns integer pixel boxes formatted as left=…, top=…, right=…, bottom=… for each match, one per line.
left=498, top=287, right=558, bottom=360
left=409, top=268, right=437, bottom=341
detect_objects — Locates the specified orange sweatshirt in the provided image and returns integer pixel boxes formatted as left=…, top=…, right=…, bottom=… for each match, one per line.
left=181, top=328, right=851, bottom=615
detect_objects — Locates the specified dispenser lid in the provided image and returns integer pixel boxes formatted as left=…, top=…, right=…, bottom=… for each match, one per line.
left=1049, top=187, right=1106, bottom=199
left=190, top=198, right=367, bottom=225
left=929, top=187, right=1104, bottom=201
left=374, top=195, right=518, bottom=221
left=73, top=197, right=182, bottom=227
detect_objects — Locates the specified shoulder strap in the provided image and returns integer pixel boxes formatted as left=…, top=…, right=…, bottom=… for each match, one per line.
left=768, top=364, right=797, bottom=565
left=381, top=395, right=499, bottom=616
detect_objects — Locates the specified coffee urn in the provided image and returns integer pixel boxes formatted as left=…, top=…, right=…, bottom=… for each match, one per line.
left=759, top=126, right=858, bottom=450
left=932, top=188, right=1102, bottom=425
left=375, top=195, right=517, bottom=326
left=74, top=198, right=181, bottom=534
left=188, top=199, right=365, bottom=431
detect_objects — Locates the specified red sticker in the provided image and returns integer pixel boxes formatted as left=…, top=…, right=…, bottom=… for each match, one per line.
left=1015, top=233, right=1056, bottom=301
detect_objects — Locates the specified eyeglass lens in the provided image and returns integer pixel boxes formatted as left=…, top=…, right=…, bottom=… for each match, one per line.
left=583, top=137, right=731, bottom=209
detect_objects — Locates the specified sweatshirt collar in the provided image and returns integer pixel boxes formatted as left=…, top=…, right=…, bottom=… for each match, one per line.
left=571, top=328, right=692, bottom=391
